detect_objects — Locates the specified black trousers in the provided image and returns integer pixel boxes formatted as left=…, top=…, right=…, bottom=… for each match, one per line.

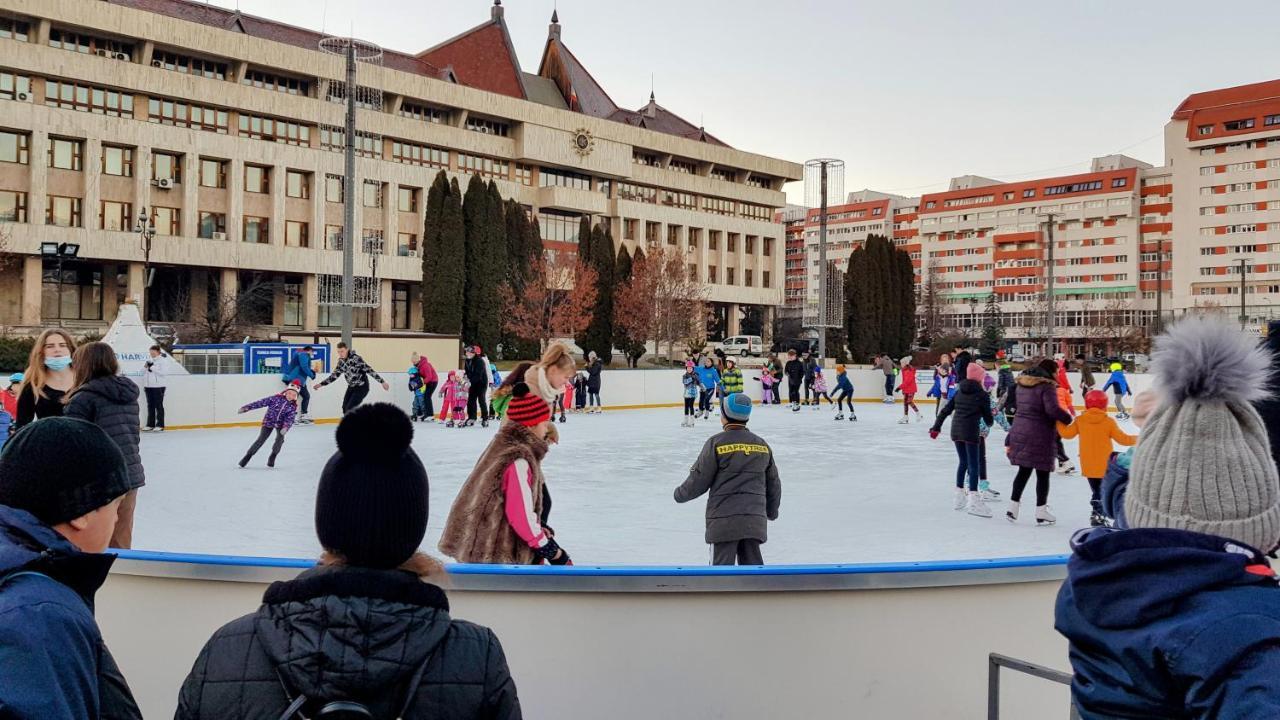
left=421, top=381, right=438, bottom=417
left=699, top=388, right=715, bottom=413
left=144, top=387, right=166, bottom=428
left=684, top=396, right=696, bottom=415
left=342, top=383, right=370, bottom=414
left=835, top=388, right=854, bottom=411
left=1011, top=467, right=1051, bottom=505
left=788, top=380, right=802, bottom=404
left=295, top=382, right=310, bottom=414
left=712, top=539, right=763, bottom=566
left=803, top=379, right=813, bottom=402
left=468, top=384, right=490, bottom=421
left=884, top=374, right=895, bottom=397
left=242, top=426, right=286, bottom=465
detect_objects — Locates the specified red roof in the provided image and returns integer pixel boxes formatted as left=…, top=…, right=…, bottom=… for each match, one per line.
left=1172, top=79, right=1280, bottom=119
left=417, top=19, right=526, bottom=100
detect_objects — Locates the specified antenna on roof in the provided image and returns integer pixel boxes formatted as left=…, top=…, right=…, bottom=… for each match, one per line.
left=321, top=0, right=328, bottom=33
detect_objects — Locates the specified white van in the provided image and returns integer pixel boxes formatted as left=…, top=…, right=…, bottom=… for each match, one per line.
left=721, top=335, right=763, bottom=357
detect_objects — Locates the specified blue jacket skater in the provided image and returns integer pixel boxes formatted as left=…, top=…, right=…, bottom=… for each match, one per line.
left=834, top=373, right=854, bottom=394
left=695, top=365, right=721, bottom=393
left=1056, top=526, right=1280, bottom=719
left=1101, top=369, right=1131, bottom=396
left=282, top=349, right=316, bottom=384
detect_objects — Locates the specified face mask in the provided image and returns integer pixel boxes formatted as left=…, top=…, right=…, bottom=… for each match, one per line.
left=44, top=356, right=72, bottom=371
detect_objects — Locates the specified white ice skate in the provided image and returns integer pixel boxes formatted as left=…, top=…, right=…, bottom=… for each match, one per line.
left=297, top=414, right=313, bottom=425
left=849, top=412, right=857, bottom=422
left=978, top=480, right=1001, bottom=502
left=897, top=416, right=910, bottom=424
left=1006, top=501, right=1020, bottom=523
left=967, top=491, right=993, bottom=518
left=1035, top=505, right=1057, bottom=526
left=1056, top=462, right=1077, bottom=475
left=834, top=413, right=844, bottom=421
left=914, top=411, right=923, bottom=423
left=953, top=487, right=968, bottom=511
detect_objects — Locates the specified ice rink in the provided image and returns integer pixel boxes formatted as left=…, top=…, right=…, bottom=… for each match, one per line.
left=132, top=400, right=1125, bottom=565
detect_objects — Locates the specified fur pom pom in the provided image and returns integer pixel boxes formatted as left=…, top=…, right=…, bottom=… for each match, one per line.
left=335, top=402, right=413, bottom=461
left=1151, top=317, right=1272, bottom=404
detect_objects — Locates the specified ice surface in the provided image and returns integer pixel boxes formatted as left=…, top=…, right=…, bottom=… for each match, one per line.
left=133, top=400, right=1123, bottom=565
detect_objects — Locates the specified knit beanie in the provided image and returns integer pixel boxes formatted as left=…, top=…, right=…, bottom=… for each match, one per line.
left=722, top=393, right=752, bottom=423
left=315, top=403, right=429, bottom=569
left=506, top=383, right=551, bottom=427
left=966, top=363, right=986, bottom=383
left=0, top=417, right=134, bottom=526
left=1126, top=317, right=1280, bottom=552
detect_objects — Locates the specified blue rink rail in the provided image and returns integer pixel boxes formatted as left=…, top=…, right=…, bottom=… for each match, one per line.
left=113, top=549, right=1071, bottom=593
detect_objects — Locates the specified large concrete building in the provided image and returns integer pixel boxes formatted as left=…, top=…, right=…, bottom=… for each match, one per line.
left=0, top=0, right=800, bottom=339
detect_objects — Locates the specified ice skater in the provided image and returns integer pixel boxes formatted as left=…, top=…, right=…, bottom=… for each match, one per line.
left=878, top=353, right=897, bottom=403
left=1102, top=362, right=1133, bottom=419
left=758, top=370, right=777, bottom=406
left=694, top=356, right=721, bottom=420
left=463, top=345, right=492, bottom=428
left=897, top=355, right=920, bottom=423
left=407, top=366, right=428, bottom=421
left=927, top=353, right=953, bottom=417
left=314, top=342, right=389, bottom=414
left=573, top=371, right=588, bottom=413
left=930, top=363, right=995, bottom=517
left=585, top=351, right=604, bottom=414
left=1004, top=359, right=1074, bottom=525
left=995, top=351, right=1016, bottom=425
left=282, top=345, right=316, bottom=424
left=237, top=381, right=300, bottom=468
left=1058, top=390, right=1136, bottom=527
left=810, top=367, right=833, bottom=409
left=784, top=350, right=805, bottom=411
left=681, top=360, right=702, bottom=427
left=438, top=370, right=470, bottom=428
left=674, top=393, right=782, bottom=566
left=833, top=364, right=856, bottom=421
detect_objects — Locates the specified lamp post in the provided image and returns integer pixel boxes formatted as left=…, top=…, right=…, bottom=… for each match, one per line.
left=1238, top=257, right=1253, bottom=331
left=1040, top=213, right=1058, bottom=356
left=968, top=296, right=978, bottom=347
left=40, top=242, right=80, bottom=328
left=135, top=207, right=156, bottom=320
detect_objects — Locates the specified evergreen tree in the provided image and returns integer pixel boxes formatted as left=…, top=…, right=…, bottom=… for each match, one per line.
left=419, top=170, right=448, bottom=330
left=573, top=215, right=596, bottom=352
left=498, top=201, right=541, bottom=359
left=979, top=294, right=1005, bottom=358
left=843, top=234, right=915, bottom=361
left=895, top=250, right=917, bottom=357
left=577, top=221, right=616, bottom=363
left=461, top=174, right=489, bottom=345
left=422, top=177, right=465, bottom=334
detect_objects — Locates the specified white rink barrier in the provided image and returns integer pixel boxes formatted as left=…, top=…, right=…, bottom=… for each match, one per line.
left=140, top=368, right=1156, bottom=429
left=101, top=552, right=1075, bottom=719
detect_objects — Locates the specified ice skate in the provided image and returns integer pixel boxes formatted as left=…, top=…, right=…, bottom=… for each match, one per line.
left=978, top=480, right=1001, bottom=501
left=1006, top=501, right=1020, bottom=523
left=1035, top=505, right=1057, bottom=526
left=914, top=411, right=923, bottom=423
left=238, top=456, right=250, bottom=468
left=558, top=414, right=566, bottom=423
left=849, top=412, right=857, bottom=422
left=834, top=413, right=844, bottom=421
left=953, top=487, right=968, bottom=510
left=481, top=419, right=490, bottom=428
left=1116, top=412, right=1130, bottom=420
left=967, top=491, right=993, bottom=518
left=791, top=403, right=800, bottom=412
left=1056, top=461, right=1077, bottom=475
left=424, top=416, right=435, bottom=423
left=297, top=414, right=313, bottom=425
left=445, top=420, right=455, bottom=428
left=1090, top=511, right=1109, bottom=528
left=267, top=457, right=276, bottom=468
left=153, top=427, right=164, bottom=433
left=897, top=416, right=909, bottom=424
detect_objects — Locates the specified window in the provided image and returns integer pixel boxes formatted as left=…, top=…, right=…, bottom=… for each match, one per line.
left=747, top=175, right=771, bottom=189
left=745, top=269, right=753, bottom=287
left=392, top=283, right=410, bottom=330
left=0, top=17, right=29, bottom=41
left=285, top=221, right=308, bottom=248
left=669, top=159, right=696, bottom=174
left=99, top=201, right=131, bottom=231
left=539, top=167, right=591, bottom=190
left=703, top=196, right=736, bottom=216
left=325, top=225, right=343, bottom=250
left=597, top=179, right=611, bottom=197
left=746, top=237, right=756, bottom=254
left=708, top=266, right=717, bottom=283
left=726, top=268, right=736, bottom=285
left=147, top=97, right=228, bottom=133
left=0, top=190, right=27, bottom=222
left=1022, top=189, right=1035, bottom=198
left=243, top=216, right=268, bottom=244
left=242, top=69, right=309, bottom=96
left=198, top=212, right=226, bottom=239
left=762, top=271, right=771, bottom=288
left=319, top=302, right=372, bottom=330
left=633, top=151, right=660, bottom=167
left=101, top=145, right=132, bottom=176
left=152, top=152, right=181, bottom=183
left=244, top=165, right=269, bottom=194
left=1199, top=125, right=1214, bottom=136
left=283, top=282, right=302, bottom=327
left=741, top=203, right=772, bottom=221
left=363, top=181, right=382, bottom=208
left=48, top=137, right=82, bottom=170
left=390, top=141, right=447, bottom=168
left=150, top=50, right=227, bottom=80
left=0, top=129, right=28, bottom=164
left=1043, top=180, right=1103, bottom=196
left=710, top=167, right=735, bottom=182
left=0, top=71, right=30, bottom=100
left=538, top=211, right=583, bottom=244
left=45, top=80, right=134, bottom=117
left=1224, top=118, right=1255, bottom=131
left=763, top=238, right=774, bottom=256
left=286, top=171, right=310, bottom=199
left=46, top=196, right=81, bottom=227
left=661, top=190, right=696, bottom=209
left=397, top=232, right=417, bottom=256
left=728, top=235, right=738, bottom=252
left=238, top=114, right=311, bottom=146
left=1112, top=177, right=1127, bottom=188
left=324, top=80, right=381, bottom=111
left=325, top=175, right=344, bottom=203
left=199, top=159, right=227, bottom=189
left=465, top=116, right=509, bottom=136
left=397, top=187, right=418, bottom=213
left=42, top=262, right=102, bottom=321
left=48, top=29, right=133, bottom=61
left=152, top=206, right=179, bottom=235
left=618, top=182, right=657, bottom=204
left=515, top=164, right=533, bottom=186
left=457, top=153, right=508, bottom=179
left=399, top=102, right=449, bottom=124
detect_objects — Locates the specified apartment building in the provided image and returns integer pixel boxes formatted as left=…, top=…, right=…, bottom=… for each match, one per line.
left=777, top=203, right=807, bottom=322
left=0, top=0, right=800, bottom=339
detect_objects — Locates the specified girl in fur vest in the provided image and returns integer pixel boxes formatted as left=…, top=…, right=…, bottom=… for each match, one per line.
left=439, top=384, right=571, bottom=565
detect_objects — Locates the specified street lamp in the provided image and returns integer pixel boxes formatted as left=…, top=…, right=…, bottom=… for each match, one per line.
left=135, top=207, right=156, bottom=320
left=40, top=242, right=80, bottom=328
left=1238, top=257, right=1253, bottom=331
left=968, top=296, right=979, bottom=347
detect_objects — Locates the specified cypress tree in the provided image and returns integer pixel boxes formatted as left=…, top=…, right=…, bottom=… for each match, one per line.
left=419, top=170, right=448, bottom=331
left=461, top=174, right=490, bottom=346
left=578, top=221, right=616, bottom=363
left=423, top=177, right=465, bottom=334
left=896, top=250, right=917, bottom=356
left=573, top=215, right=596, bottom=353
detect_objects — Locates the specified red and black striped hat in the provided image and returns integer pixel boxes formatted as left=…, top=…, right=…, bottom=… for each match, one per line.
left=507, top=383, right=551, bottom=427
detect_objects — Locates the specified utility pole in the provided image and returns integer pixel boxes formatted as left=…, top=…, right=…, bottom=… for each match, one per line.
left=817, top=164, right=828, bottom=363
left=1239, top=257, right=1252, bottom=331
left=1153, top=234, right=1164, bottom=336
left=340, top=37, right=356, bottom=348
left=1043, top=213, right=1057, bottom=356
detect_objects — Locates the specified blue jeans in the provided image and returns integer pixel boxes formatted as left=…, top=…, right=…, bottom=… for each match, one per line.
left=954, top=441, right=982, bottom=492
left=412, top=393, right=427, bottom=418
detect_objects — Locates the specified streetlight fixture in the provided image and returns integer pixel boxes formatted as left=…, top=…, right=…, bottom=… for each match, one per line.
left=1238, top=257, right=1253, bottom=331
left=968, top=296, right=979, bottom=347
left=1039, top=213, right=1059, bottom=356
left=40, top=242, right=80, bottom=328
left=135, top=207, right=156, bottom=319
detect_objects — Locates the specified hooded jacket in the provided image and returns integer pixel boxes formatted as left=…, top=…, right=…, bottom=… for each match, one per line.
left=675, top=425, right=782, bottom=544
left=931, top=379, right=993, bottom=443
left=64, top=375, right=144, bottom=489
left=721, top=365, right=744, bottom=394
left=834, top=372, right=854, bottom=394
left=695, top=364, right=721, bottom=393
left=897, top=365, right=917, bottom=395
left=1056, top=527, right=1280, bottom=719
left=1254, top=330, right=1280, bottom=475
left=282, top=351, right=316, bottom=385
left=1058, top=409, right=1136, bottom=478
left=175, top=565, right=520, bottom=719
left=239, top=393, right=298, bottom=431
left=0, top=505, right=141, bottom=719
left=783, top=358, right=804, bottom=385
left=1006, top=373, right=1073, bottom=471
left=1102, top=369, right=1131, bottom=396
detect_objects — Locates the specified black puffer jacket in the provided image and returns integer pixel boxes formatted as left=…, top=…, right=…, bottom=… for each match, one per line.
left=64, top=376, right=143, bottom=488
left=175, top=566, right=520, bottom=719
left=1254, top=329, right=1280, bottom=475
left=586, top=359, right=602, bottom=392
left=931, top=379, right=993, bottom=443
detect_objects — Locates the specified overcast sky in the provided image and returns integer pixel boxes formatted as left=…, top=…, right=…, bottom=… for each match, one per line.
left=207, top=0, right=1279, bottom=204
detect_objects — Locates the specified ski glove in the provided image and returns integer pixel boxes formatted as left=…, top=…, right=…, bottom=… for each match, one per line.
left=928, top=430, right=940, bottom=440
left=535, top=538, right=570, bottom=565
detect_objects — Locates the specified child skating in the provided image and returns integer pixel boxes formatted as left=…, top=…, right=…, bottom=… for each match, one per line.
left=1102, top=362, right=1133, bottom=419
left=833, top=364, right=856, bottom=421
left=810, top=367, right=832, bottom=409
left=681, top=360, right=703, bottom=427
left=438, top=370, right=470, bottom=428
left=407, top=366, right=428, bottom=421
left=758, top=370, right=777, bottom=406
left=1057, top=390, right=1137, bottom=527
left=237, top=381, right=300, bottom=468
left=694, top=356, right=721, bottom=420
left=929, top=363, right=996, bottom=517
left=897, top=356, right=920, bottom=424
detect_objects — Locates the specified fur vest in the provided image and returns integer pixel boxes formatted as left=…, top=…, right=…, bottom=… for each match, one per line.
left=438, top=422, right=549, bottom=564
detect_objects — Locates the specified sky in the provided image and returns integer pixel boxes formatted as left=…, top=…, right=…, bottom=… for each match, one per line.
left=204, top=0, right=1280, bottom=205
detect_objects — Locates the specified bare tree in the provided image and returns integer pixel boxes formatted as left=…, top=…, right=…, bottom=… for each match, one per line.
left=615, top=246, right=709, bottom=361
left=0, top=223, right=17, bottom=275
left=917, top=256, right=944, bottom=346
left=162, top=276, right=277, bottom=343
left=500, top=249, right=598, bottom=352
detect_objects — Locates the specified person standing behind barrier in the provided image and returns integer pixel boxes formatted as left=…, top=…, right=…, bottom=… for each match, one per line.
left=0, top=417, right=142, bottom=719
left=282, top=345, right=316, bottom=424
left=783, top=350, right=804, bottom=410
left=878, top=353, right=896, bottom=403
left=585, top=350, right=604, bottom=413
left=675, top=393, right=781, bottom=566
left=1056, top=318, right=1280, bottom=720
left=14, top=328, right=77, bottom=433
left=142, top=345, right=168, bottom=432
left=63, top=342, right=144, bottom=550
left=411, top=351, right=439, bottom=422
left=177, top=403, right=522, bottom=719
left=314, top=342, right=388, bottom=415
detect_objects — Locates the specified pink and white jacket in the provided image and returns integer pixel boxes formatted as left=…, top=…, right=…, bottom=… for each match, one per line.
left=502, top=457, right=549, bottom=550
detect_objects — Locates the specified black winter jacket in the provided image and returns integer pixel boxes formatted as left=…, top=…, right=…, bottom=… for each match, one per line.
left=932, top=379, right=993, bottom=443
left=783, top=359, right=804, bottom=385
left=65, top=376, right=144, bottom=489
left=464, top=356, right=490, bottom=386
left=586, top=359, right=602, bottom=392
left=674, top=425, right=782, bottom=543
left=175, top=565, right=521, bottom=720
left=1255, top=331, right=1280, bottom=475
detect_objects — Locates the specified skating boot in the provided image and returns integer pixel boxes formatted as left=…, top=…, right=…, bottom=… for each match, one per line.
left=914, top=411, right=923, bottom=423
left=267, top=457, right=276, bottom=469
left=481, top=418, right=490, bottom=428
left=791, top=403, right=800, bottom=413
left=1006, top=501, right=1020, bottom=523
left=558, top=413, right=566, bottom=423
left=897, top=416, right=909, bottom=424
left=1057, top=461, right=1077, bottom=475
left=1117, top=412, right=1130, bottom=420
left=834, top=413, right=844, bottom=421
left=967, top=491, right=993, bottom=518
left=424, top=416, right=436, bottom=424
left=849, top=412, right=857, bottom=422
left=979, top=480, right=1001, bottom=503
left=1090, top=511, right=1109, bottom=528
left=1035, top=505, right=1057, bottom=526
left=953, top=487, right=968, bottom=511
left=445, top=420, right=455, bottom=428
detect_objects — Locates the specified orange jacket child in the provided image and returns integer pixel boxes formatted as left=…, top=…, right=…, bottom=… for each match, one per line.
left=1057, top=384, right=1077, bottom=419
left=1058, top=391, right=1136, bottom=478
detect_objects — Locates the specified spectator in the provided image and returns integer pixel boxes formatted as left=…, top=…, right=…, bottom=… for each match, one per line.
left=142, top=344, right=169, bottom=432
left=0, top=417, right=142, bottom=718
left=1056, top=318, right=1280, bottom=718
left=64, top=342, right=144, bottom=550
left=282, top=346, right=317, bottom=424
left=411, top=351, right=439, bottom=422
left=585, top=350, right=604, bottom=413
left=14, top=328, right=77, bottom=433
left=176, top=404, right=521, bottom=719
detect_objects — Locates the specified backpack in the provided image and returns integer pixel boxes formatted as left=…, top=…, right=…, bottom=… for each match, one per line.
left=276, top=647, right=436, bottom=720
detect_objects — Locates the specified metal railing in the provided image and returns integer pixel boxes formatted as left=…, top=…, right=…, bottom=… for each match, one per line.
left=988, top=653, right=1079, bottom=720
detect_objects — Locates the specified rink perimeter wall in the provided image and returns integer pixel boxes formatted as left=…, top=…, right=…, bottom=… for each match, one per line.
left=100, top=551, right=1076, bottom=719
left=142, top=369, right=1155, bottom=429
